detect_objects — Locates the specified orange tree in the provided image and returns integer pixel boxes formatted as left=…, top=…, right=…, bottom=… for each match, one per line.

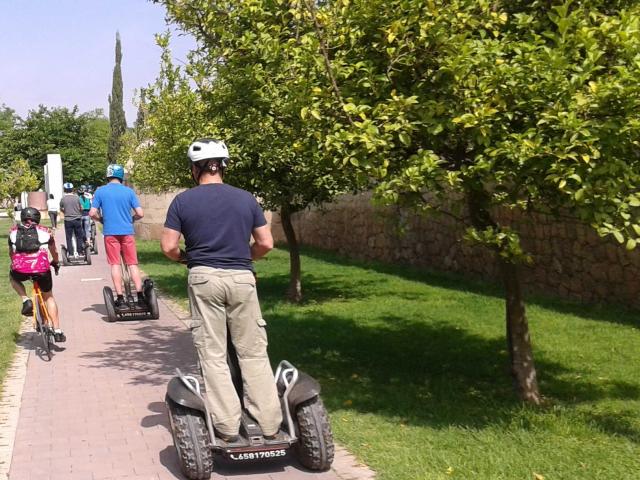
left=146, top=0, right=640, bottom=402
left=141, top=4, right=362, bottom=302
left=304, top=0, right=640, bottom=403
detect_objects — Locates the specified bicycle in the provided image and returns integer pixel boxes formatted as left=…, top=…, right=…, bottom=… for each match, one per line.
left=32, top=264, right=60, bottom=361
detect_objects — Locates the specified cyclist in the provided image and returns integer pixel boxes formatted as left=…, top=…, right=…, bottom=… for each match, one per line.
left=160, top=138, right=282, bottom=442
left=59, top=182, right=85, bottom=256
left=8, top=207, right=65, bottom=342
left=78, top=185, right=92, bottom=248
left=46, top=194, right=59, bottom=229
left=89, top=165, right=145, bottom=309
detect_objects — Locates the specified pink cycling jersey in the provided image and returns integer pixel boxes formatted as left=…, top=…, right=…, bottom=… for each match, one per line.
left=9, top=224, right=52, bottom=274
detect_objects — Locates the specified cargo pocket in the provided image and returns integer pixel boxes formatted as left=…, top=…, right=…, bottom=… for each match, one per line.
left=253, top=317, right=268, bottom=355
left=187, top=317, right=206, bottom=351
left=235, top=317, right=268, bottom=358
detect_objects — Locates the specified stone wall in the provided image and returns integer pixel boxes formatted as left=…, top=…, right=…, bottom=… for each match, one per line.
left=133, top=190, right=185, bottom=240
left=271, top=193, right=640, bottom=308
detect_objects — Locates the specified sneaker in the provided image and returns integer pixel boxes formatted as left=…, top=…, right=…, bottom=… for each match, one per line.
left=21, top=299, right=33, bottom=316
left=115, top=296, right=127, bottom=310
left=54, top=331, right=66, bottom=343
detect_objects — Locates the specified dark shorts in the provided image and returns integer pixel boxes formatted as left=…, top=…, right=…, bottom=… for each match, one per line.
left=10, top=270, right=53, bottom=293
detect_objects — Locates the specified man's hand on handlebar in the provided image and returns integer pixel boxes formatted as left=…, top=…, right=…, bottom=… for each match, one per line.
left=178, top=249, right=188, bottom=265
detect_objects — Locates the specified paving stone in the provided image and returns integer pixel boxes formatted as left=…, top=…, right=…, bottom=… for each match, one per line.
left=1, top=229, right=375, bottom=480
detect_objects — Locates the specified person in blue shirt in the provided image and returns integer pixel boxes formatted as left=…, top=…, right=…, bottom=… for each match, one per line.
left=89, top=165, right=145, bottom=309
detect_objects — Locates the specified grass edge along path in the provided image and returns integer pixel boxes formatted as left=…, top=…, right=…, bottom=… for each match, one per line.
left=137, top=240, right=640, bottom=480
left=0, top=219, right=25, bottom=395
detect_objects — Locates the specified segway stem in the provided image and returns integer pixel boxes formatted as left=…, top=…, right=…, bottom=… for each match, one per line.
left=275, top=361, right=299, bottom=441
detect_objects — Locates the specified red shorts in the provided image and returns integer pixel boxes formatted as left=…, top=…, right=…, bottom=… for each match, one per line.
left=105, top=235, right=138, bottom=266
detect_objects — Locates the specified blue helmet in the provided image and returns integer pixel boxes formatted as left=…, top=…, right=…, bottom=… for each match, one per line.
left=106, top=164, right=125, bottom=181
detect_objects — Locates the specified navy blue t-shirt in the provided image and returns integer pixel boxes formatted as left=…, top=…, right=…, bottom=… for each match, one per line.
left=164, top=184, right=267, bottom=271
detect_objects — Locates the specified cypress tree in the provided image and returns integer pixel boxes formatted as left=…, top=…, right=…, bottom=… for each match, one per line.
left=107, top=31, right=127, bottom=164
left=134, top=88, right=146, bottom=142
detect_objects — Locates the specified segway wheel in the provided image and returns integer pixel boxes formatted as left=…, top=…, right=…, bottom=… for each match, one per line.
left=61, top=246, right=70, bottom=266
left=103, top=286, right=118, bottom=323
left=146, top=285, right=160, bottom=320
left=295, top=397, right=335, bottom=471
left=166, top=400, right=213, bottom=480
left=85, top=249, right=92, bottom=265
left=91, top=241, right=98, bottom=255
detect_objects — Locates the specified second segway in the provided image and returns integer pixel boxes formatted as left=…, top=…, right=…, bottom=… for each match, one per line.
left=102, top=254, right=159, bottom=322
left=61, top=236, right=91, bottom=266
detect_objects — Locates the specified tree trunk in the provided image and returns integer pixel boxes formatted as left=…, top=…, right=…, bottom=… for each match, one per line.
left=499, top=260, right=541, bottom=404
left=466, top=185, right=541, bottom=404
left=280, top=206, right=302, bottom=303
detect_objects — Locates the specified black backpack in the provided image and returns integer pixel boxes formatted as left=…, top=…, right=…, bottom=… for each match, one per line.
left=15, top=224, right=42, bottom=253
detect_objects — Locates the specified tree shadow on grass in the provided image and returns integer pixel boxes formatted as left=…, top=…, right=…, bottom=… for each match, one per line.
left=266, top=310, right=640, bottom=431
left=585, top=410, right=640, bottom=443
left=292, top=245, right=640, bottom=328
left=134, top=243, right=640, bottom=437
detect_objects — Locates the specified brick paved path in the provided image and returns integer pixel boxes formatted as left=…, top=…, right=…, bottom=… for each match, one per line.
left=6, top=230, right=374, bottom=480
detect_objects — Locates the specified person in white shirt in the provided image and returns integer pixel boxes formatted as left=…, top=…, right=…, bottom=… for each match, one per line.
left=46, top=194, right=59, bottom=229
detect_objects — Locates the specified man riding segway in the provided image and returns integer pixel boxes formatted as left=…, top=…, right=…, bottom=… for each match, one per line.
left=161, top=138, right=282, bottom=442
left=162, top=139, right=334, bottom=479
left=90, top=164, right=145, bottom=310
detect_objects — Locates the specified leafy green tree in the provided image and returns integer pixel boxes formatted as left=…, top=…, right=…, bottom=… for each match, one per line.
left=147, top=0, right=640, bottom=400
left=0, top=106, right=109, bottom=186
left=0, top=104, right=18, bottom=135
left=137, top=9, right=361, bottom=302
left=0, top=158, right=38, bottom=209
left=107, top=31, right=127, bottom=164
left=303, top=0, right=640, bottom=402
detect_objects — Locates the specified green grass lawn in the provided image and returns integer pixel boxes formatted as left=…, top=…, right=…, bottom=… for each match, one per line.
left=0, top=218, right=23, bottom=392
left=137, top=240, right=640, bottom=479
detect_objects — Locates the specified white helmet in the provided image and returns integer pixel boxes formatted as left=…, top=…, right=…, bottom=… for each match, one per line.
left=187, top=138, right=229, bottom=167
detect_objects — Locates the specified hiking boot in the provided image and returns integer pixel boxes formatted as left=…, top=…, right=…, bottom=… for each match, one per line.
left=21, top=299, right=33, bottom=316
left=54, top=331, right=66, bottom=343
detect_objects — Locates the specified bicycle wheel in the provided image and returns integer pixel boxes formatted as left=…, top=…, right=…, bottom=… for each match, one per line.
left=35, top=300, right=52, bottom=361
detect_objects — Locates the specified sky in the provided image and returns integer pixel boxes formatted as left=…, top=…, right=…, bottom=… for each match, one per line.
left=0, top=0, right=195, bottom=125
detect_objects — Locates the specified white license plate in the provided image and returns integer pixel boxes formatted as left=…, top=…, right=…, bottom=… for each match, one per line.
left=229, top=449, right=286, bottom=461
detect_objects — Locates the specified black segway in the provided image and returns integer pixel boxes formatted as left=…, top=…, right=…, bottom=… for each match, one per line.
left=61, top=235, right=91, bottom=266
left=165, top=339, right=335, bottom=479
left=102, top=255, right=159, bottom=322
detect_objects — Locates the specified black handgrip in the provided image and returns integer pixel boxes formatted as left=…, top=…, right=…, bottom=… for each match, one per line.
left=51, top=262, right=60, bottom=275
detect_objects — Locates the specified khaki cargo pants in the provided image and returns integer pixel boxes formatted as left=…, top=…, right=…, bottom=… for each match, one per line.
left=187, top=266, right=283, bottom=437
